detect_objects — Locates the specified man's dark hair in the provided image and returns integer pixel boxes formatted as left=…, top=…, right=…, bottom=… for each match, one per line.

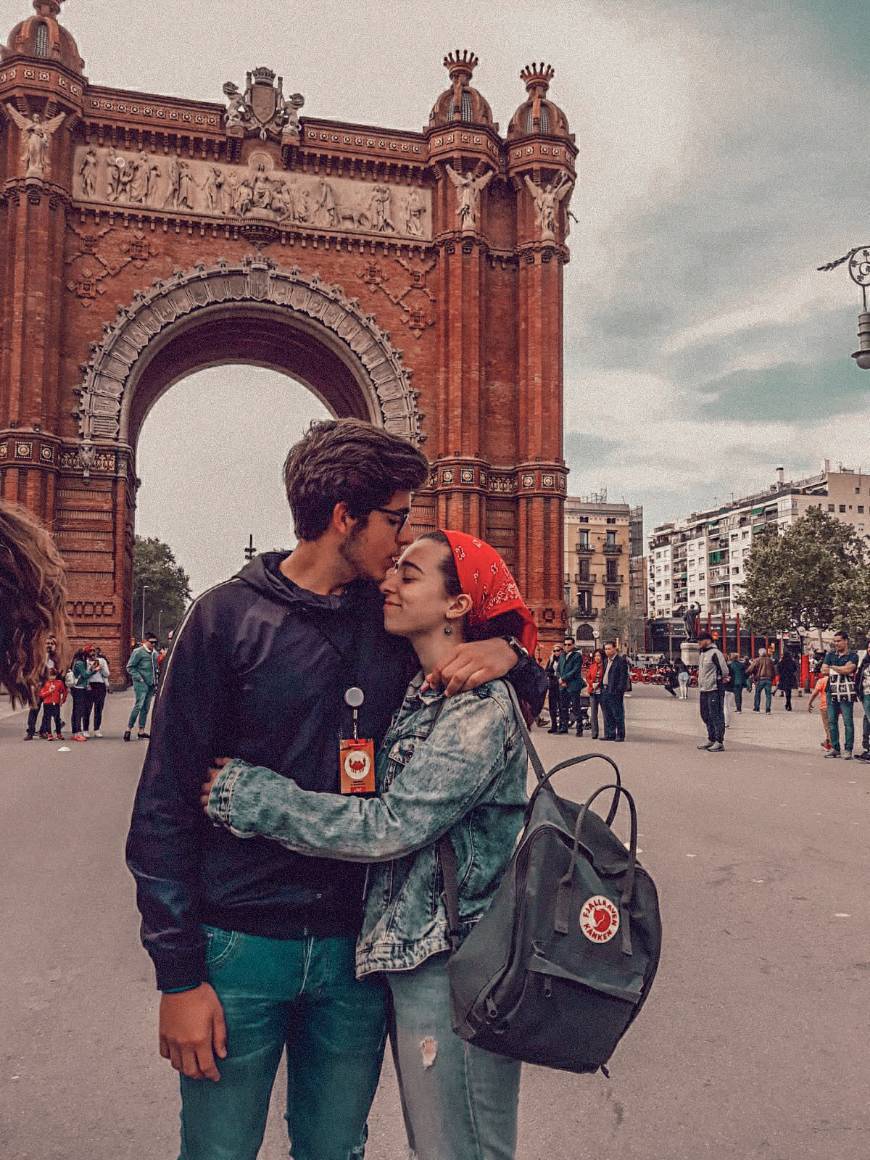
left=145, top=633, right=158, bottom=643
left=563, top=635, right=575, bottom=644
left=283, top=419, right=429, bottom=541
left=833, top=629, right=849, bottom=640
left=604, top=639, right=618, bottom=648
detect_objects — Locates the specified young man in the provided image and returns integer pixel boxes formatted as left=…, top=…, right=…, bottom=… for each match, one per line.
left=557, top=635, right=584, bottom=735
left=126, top=420, right=545, bottom=1160
left=821, top=630, right=859, bottom=759
left=600, top=639, right=630, bottom=742
left=696, top=628, right=729, bottom=752
left=124, top=632, right=158, bottom=741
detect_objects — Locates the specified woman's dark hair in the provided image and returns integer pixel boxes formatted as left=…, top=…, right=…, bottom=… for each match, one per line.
left=0, top=499, right=69, bottom=706
left=283, top=419, right=429, bottom=541
left=591, top=648, right=604, bottom=664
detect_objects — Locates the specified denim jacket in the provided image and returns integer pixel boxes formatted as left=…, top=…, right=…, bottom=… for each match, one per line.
left=207, top=674, right=527, bottom=978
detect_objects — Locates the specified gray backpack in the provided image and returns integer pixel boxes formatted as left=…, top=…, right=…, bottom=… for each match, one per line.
left=438, top=690, right=661, bottom=1075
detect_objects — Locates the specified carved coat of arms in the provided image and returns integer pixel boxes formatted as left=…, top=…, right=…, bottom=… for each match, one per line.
left=222, top=67, right=304, bottom=141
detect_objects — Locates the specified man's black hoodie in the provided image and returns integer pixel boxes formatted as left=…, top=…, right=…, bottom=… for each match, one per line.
left=126, top=552, right=546, bottom=990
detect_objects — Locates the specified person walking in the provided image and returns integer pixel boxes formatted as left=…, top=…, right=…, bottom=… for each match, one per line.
left=748, top=647, right=775, bottom=713
left=23, top=634, right=61, bottom=740
left=125, top=420, right=546, bottom=1160
left=87, top=647, right=110, bottom=737
left=777, top=650, right=798, bottom=711
left=696, top=627, right=729, bottom=752
left=600, top=639, right=629, bottom=741
left=807, top=672, right=832, bottom=752
left=545, top=643, right=563, bottom=733
left=661, top=658, right=678, bottom=697
left=855, top=636, right=870, bottom=760
left=37, top=669, right=67, bottom=739
left=727, top=652, right=748, bottom=714
left=68, top=647, right=93, bottom=742
left=674, top=655, right=690, bottom=700
left=584, top=647, right=604, bottom=739
left=124, top=633, right=158, bottom=741
left=200, top=529, right=538, bottom=1160
left=557, top=636, right=584, bottom=735
left=822, top=630, right=859, bottom=759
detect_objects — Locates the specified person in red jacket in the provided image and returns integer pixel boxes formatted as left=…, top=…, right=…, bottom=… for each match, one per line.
left=37, top=673, right=68, bottom=739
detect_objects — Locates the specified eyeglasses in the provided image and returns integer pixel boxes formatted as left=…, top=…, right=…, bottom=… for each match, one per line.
left=372, top=506, right=411, bottom=532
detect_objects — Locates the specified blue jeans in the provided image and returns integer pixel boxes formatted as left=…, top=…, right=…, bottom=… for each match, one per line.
left=862, top=694, right=870, bottom=752
left=128, top=678, right=155, bottom=729
left=388, top=953, right=520, bottom=1160
left=179, top=928, right=387, bottom=1160
left=753, top=679, right=772, bottom=712
left=827, top=700, right=855, bottom=754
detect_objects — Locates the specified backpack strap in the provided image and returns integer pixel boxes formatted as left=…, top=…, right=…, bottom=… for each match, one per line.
left=437, top=833, right=463, bottom=953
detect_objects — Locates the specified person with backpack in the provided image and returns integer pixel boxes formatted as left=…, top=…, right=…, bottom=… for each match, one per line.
left=696, top=627, right=729, bottom=752
left=126, top=421, right=545, bottom=1160
left=199, top=529, right=536, bottom=1160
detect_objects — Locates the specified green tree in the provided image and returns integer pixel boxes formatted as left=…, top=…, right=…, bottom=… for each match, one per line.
left=740, top=507, right=864, bottom=645
left=830, top=563, right=870, bottom=642
left=599, top=605, right=633, bottom=651
left=131, top=535, right=192, bottom=642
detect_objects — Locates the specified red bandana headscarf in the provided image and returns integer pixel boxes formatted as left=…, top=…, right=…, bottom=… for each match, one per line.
left=441, top=530, right=538, bottom=655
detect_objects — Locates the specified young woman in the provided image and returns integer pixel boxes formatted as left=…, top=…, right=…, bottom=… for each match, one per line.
left=68, top=647, right=93, bottom=742
left=675, top=655, right=690, bottom=700
left=584, top=646, right=605, bottom=738
left=201, top=530, right=536, bottom=1160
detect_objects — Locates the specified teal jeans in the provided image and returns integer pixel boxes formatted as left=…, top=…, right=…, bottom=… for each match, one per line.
left=179, top=927, right=387, bottom=1160
left=827, top=699, right=854, bottom=754
left=128, top=678, right=155, bottom=730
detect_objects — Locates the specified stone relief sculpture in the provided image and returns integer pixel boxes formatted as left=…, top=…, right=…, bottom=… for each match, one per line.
left=523, top=171, right=573, bottom=243
left=223, top=68, right=304, bottom=141
left=72, top=146, right=432, bottom=241
left=222, top=82, right=250, bottom=129
left=280, top=92, right=305, bottom=136
left=78, top=148, right=98, bottom=198
left=445, top=163, right=494, bottom=231
left=4, top=105, right=66, bottom=178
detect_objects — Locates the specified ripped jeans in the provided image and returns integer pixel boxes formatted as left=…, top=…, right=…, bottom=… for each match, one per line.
left=388, top=952, right=521, bottom=1160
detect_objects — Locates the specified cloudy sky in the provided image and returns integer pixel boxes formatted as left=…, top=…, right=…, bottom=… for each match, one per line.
left=7, top=0, right=869, bottom=594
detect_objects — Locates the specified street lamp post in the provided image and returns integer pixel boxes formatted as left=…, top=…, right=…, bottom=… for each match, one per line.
left=140, top=584, right=149, bottom=642
left=818, top=246, right=870, bottom=368
left=244, top=533, right=257, bottom=562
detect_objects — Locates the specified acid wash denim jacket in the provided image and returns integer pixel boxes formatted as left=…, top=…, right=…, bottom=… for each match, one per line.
left=207, top=674, right=527, bottom=978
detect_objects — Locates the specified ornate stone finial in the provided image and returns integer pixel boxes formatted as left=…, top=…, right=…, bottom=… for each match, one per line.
left=520, top=62, right=555, bottom=94
left=443, top=48, right=478, bottom=83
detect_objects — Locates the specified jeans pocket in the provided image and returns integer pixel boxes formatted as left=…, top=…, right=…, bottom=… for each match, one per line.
left=203, top=925, right=241, bottom=971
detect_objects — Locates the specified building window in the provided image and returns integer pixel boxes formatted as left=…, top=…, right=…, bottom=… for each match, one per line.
left=606, top=560, right=618, bottom=583
left=606, top=531, right=616, bottom=546
left=579, top=559, right=590, bottom=582
left=605, top=589, right=619, bottom=607
left=605, top=517, right=616, bottom=525
left=579, top=531, right=590, bottom=549
left=858, top=506, right=865, bottom=514
left=579, top=515, right=589, bottom=523
left=828, top=504, right=835, bottom=512
left=839, top=504, right=846, bottom=513
left=34, top=21, right=48, bottom=56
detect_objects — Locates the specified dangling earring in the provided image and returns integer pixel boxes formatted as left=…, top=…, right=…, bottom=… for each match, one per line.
left=444, top=623, right=453, bottom=635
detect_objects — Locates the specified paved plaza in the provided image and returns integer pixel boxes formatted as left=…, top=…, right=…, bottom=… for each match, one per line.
left=1, top=685, right=868, bottom=1160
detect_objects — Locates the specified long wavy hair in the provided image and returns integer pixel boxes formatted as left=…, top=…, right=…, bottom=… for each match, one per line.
left=0, top=499, right=69, bottom=706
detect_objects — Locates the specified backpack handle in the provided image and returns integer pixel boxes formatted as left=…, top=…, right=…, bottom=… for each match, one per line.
left=525, top=753, right=622, bottom=827
left=554, top=783, right=639, bottom=957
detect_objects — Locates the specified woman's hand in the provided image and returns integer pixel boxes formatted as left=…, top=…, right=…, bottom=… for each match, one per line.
left=200, top=757, right=232, bottom=812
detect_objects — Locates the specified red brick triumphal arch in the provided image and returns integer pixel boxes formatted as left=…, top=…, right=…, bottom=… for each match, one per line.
left=0, top=1, right=577, bottom=673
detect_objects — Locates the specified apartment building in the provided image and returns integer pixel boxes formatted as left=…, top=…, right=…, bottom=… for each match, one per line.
left=648, top=463, right=870, bottom=622
left=563, top=493, right=644, bottom=644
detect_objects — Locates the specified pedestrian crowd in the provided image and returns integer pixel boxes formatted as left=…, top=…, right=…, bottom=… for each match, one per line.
left=544, top=636, right=631, bottom=740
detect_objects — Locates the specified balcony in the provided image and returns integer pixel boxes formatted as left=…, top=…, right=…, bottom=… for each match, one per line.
left=603, top=542, right=622, bottom=555
left=571, top=607, right=598, bottom=620
left=576, top=543, right=594, bottom=556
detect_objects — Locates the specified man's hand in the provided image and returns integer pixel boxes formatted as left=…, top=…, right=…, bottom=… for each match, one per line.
left=426, top=638, right=517, bottom=697
left=559, top=679, right=566, bottom=688
left=159, top=983, right=227, bottom=1082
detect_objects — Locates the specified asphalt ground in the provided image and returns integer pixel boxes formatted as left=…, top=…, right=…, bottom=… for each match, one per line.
left=1, top=686, right=868, bottom=1159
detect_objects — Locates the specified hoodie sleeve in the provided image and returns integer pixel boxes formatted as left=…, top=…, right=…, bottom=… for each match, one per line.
left=125, top=592, right=233, bottom=991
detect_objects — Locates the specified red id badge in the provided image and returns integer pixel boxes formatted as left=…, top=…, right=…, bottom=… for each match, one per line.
left=339, top=737, right=376, bottom=794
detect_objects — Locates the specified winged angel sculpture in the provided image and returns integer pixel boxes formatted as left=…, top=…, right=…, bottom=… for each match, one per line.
left=4, top=105, right=65, bottom=178
left=524, top=172, right=573, bottom=242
